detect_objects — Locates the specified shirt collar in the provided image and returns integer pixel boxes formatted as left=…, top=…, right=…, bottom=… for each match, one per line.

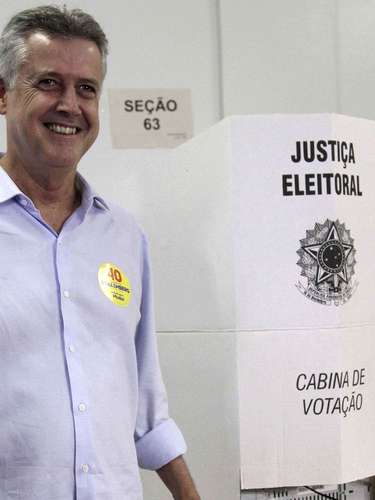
left=0, top=166, right=23, bottom=203
left=76, top=172, right=110, bottom=211
left=0, top=165, right=110, bottom=211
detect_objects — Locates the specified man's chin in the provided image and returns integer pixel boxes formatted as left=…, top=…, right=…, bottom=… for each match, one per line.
left=40, top=151, right=83, bottom=171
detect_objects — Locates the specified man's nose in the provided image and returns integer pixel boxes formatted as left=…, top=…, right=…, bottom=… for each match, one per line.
left=56, top=86, right=81, bottom=115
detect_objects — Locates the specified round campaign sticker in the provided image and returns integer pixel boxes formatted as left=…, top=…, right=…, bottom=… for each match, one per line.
left=98, top=263, right=132, bottom=307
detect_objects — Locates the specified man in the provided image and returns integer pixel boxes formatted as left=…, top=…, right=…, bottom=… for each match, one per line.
left=0, top=5, right=200, bottom=500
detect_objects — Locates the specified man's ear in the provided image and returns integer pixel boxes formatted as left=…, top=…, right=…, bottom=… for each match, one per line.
left=0, top=79, right=7, bottom=115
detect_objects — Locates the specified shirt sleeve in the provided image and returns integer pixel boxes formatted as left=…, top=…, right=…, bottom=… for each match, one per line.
left=134, top=233, right=187, bottom=470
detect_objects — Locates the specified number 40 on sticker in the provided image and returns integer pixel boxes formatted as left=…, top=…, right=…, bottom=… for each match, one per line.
left=108, top=266, right=122, bottom=283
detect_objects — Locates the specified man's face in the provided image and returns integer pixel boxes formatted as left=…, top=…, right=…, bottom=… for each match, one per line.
left=0, top=32, right=103, bottom=172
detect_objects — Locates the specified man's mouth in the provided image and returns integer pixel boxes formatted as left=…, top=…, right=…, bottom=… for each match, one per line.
left=45, top=123, right=80, bottom=135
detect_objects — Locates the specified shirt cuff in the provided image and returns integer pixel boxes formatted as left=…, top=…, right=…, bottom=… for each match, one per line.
left=136, top=418, right=187, bottom=470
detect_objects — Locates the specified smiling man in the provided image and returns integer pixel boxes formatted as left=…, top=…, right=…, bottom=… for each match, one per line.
left=0, top=6, right=199, bottom=500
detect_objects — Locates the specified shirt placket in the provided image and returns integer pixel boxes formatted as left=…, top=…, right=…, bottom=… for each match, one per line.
left=55, top=233, right=99, bottom=500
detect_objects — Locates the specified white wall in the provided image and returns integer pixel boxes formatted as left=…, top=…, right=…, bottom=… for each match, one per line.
left=220, top=0, right=375, bottom=120
left=336, top=0, right=375, bottom=119
left=220, top=0, right=338, bottom=114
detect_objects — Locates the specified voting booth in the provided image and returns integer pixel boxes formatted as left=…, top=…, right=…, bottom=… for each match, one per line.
left=83, top=114, right=375, bottom=497
left=227, top=114, right=375, bottom=488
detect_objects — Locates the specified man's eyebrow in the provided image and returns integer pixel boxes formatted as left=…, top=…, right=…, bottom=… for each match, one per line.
left=32, top=71, right=61, bottom=80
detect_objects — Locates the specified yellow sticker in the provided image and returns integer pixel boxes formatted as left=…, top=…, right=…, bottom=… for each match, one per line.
left=98, top=263, right=132, bottom=307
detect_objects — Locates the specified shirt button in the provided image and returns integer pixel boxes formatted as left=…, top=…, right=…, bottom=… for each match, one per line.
left=63, top=290, right=70, bottom=298
left=68, top=345, right=76, bottom=353
left=78, top=403, right=87, bottom=412
left=81, top=464, right=89, bottom=473
left=19, top=198, right=28, bottom=206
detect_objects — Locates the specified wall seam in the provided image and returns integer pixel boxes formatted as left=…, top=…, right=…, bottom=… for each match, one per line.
left=333, top=0, right=342, bottom=113
left=215, top=0, right=225, bottom=120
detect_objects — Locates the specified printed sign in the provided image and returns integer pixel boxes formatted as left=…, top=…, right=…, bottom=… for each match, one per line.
left=108, top=89, right=193, bottom=149
left=230, top=114, right=374, bottom=331
left=238, top=327, right=375, bottom=488
left=230, top=114, right=375, bottom=488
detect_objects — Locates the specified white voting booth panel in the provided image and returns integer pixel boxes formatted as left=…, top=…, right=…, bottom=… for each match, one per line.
left=83, top=114, right=375, bottom=494
left=230, top=115, right=375, bottom=487
left=238, top=327, right=375, bottom=488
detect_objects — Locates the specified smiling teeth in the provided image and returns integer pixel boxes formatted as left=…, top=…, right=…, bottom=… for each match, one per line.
left=47, top=124, right=78, bottom=135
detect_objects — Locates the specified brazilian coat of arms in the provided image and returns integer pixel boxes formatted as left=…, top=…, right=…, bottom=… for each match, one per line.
left=296, top=219, right=357, bottom=306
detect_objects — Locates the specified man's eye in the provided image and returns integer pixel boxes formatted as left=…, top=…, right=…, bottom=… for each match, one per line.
left=80, top=84, right=96, bottom=95
left=39, top=79, right=57, bottom=87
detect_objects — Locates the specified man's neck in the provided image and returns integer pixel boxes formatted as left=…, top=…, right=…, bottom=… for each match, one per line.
left=0, top=154, right=81, bottom=232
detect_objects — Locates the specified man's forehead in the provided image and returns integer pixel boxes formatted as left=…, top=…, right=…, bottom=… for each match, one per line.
left=28, top=33, right=100, bottom=55
left=21, top=33, right=103, bottom=83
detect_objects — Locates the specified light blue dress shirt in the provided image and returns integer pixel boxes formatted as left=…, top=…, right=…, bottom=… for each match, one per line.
left=0, top=167, right=186, bottom=500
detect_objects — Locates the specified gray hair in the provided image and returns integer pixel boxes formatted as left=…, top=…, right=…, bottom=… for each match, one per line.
left=0, top=5, right=109, bottom=89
